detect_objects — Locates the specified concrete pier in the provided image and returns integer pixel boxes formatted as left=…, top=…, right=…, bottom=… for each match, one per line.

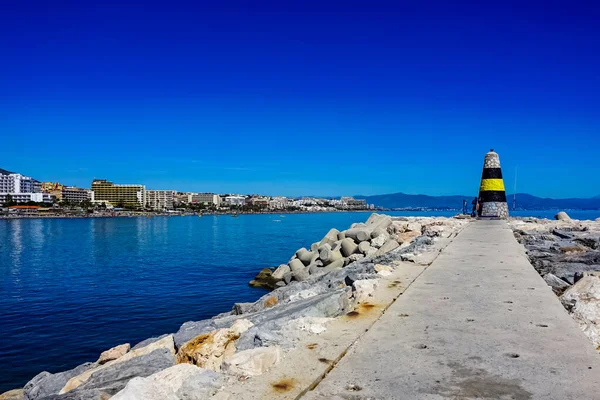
left=305, top=220, right=600, bottom=399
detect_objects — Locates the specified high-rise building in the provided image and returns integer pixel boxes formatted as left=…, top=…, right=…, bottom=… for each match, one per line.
left=91, top=179, right=145, bottom=207
left=195, top=193, right=221, bottom=207
left=0, top=168, right=51, bottom=205
left=0, top=169, right=40, bottom=194
left=146, top=190, right=175, bottom=210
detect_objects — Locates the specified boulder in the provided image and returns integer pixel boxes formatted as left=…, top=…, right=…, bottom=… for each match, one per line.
left=131, top=334, right=170, bottom=351
left=271, top=264, right=290, bottom=280
left=232, top=302, right=254, bottom=315
left=340, top=238, right=359, bottom=257
left=60, top=335, right=175, bottom=394
left=235, top=288, right=352, bottom=350
left=353, top=279, right=379, bottom=302
left=348, top=254, right=366, bottom=263
left=248, top=268, right=278, bottom=289
left=222, top=346, right=282, bottom=376
left=24, top=362, right=97, bottom=400
left=98, top=343, right=130, bottom=365
left=544, top=273, right=571, bottom=294
left=111, top=364, right=224, bottom=400
left=370, top=234, right=387, bottom=249
left=397, top=231, right=421, bottom=244
left=68, top=348, right=176, bottom=397
left=374, top=238, right=400, bottom=257
left=0, top=389, right=24, bottom=400
left=176, top=329, right=237, bottom=371
left=422, top=224, right=445, bottom=237
left=560, top=274, right=600, bottom=348
left=555, top=211, right=572, bottom=221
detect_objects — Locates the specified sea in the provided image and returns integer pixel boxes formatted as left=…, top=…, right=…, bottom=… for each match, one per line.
left=1, top=209, right=599, bottom=392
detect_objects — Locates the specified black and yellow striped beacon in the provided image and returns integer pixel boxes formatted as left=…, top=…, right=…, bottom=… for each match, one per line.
left=478, top=149, right=509, bottom=219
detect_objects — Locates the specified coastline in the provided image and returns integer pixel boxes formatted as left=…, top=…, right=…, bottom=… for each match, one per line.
left=2, top=213, right=469, bottom=399
left=0, top=209, right=379, bottom=221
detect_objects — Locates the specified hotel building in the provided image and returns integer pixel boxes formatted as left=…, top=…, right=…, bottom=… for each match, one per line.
left=91, top=179, right=145, bottom=207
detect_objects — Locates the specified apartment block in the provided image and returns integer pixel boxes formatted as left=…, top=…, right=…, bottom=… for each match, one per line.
left=91, top=179, right=145, bottom=206
left=146, top=190, right=175, bottom=210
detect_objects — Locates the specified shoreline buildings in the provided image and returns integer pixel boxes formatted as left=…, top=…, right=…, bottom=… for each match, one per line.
left=1, top=167, right=373, bottom=212
left=91, top=179, right=145, bottom=207
left=42, top=182, right=93, bottom=203
left=0, top=168, right=52, bottom=205
left=146, top=190, right=175, bottom=210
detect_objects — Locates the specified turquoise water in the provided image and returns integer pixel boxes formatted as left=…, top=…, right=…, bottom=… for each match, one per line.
left=0, top=210, right=599, bottom=391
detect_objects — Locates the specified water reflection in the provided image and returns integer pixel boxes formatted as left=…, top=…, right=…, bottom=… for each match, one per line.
left=9, top=219, right=23, bottom=271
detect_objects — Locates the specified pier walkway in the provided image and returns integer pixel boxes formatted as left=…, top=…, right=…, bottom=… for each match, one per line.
left=305, top=220, right=600, bottom=399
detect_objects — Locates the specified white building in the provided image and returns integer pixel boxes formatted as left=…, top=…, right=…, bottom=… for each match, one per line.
left=224, top=195, right=246, bottom=207
left=146, top=190, right=175, bottom=210
left=0, top=168, right=51, bottom=205
left=0, top=193, right=53, bottom=205
left=62, top=187, right=93, bottom=203
left=196, top=193, right=221, bottom=207
left=0, top=169, right=40, bottom=193
left=269, top=196, right=289, bottom=209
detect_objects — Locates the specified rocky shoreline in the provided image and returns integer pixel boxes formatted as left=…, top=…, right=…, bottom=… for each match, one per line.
left=510, top=212, right=600, bottom=350
left=1, top=213, right=469, bottom=400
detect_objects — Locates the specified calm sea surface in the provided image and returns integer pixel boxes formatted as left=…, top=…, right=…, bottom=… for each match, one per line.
left=1, top=209, right=599, bottom=391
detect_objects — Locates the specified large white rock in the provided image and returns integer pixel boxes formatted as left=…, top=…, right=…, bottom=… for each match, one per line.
left=230, top=319, right=254, bottom=336
left=112, top=364, right=224, bottom=400
left=555, top=211, right=572, bottom=221
left=353, top=279, right=379, bottom=302
left=97, top=343, right=130, bottom=365
left=222, top=346, right=282, bottom=376
left=370, top=235, right=387, bottom=249
left=560, top=275, right=600, bottom=348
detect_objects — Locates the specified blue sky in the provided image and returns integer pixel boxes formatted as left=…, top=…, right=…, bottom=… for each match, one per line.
left=1, top=1, right=599, bottom=197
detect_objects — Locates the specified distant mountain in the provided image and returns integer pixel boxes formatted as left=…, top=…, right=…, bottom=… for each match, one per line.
left=359, top=192, right=600, bottom=210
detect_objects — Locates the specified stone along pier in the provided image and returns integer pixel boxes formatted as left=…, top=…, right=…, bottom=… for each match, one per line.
left=305, top=220, right=600, bottom=399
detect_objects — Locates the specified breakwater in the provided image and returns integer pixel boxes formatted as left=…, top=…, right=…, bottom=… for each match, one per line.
left=1, top=214, right=468, bottom=399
